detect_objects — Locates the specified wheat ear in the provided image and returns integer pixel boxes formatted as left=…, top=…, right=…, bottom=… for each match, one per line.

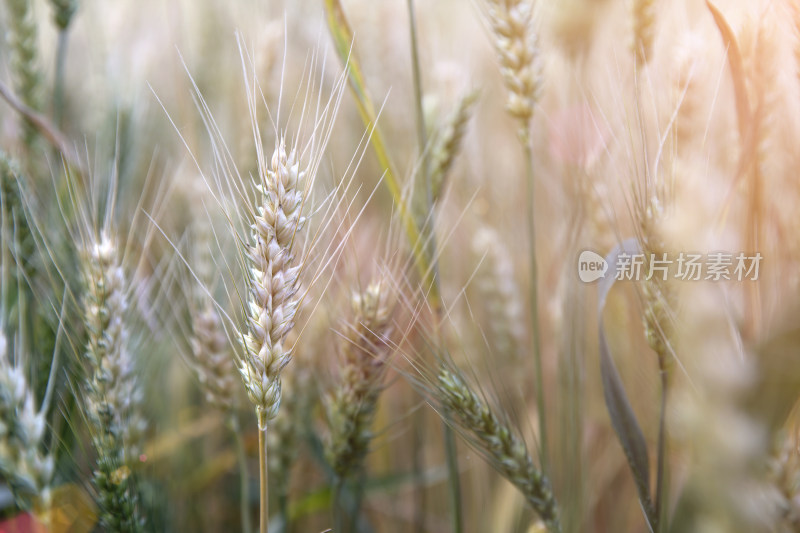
left=190, top=303, right=237, bottom=412
left=487, top=0, right=543, bottom=126
left=82, top=232, right=146, bottom=532
left=0, top=331, right=54, bottom=510
left=429, top=91, right=478, bottom=203
left=326, top=280, right=395, bottom=480
left=188, top=215, right=237, bottom=413
left=471, top=225, right=525, bottom=360
left=4, top=0, right=44, bottom=144
left=238, top=140, right=307, bottom=430
left=435, top=366, right=561, bottom=532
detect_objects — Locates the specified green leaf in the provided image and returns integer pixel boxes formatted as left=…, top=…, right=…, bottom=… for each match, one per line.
left=597, top=239, right=656, bottom=531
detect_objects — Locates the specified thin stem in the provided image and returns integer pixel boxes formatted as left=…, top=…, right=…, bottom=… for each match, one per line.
left=231, top=417, right=253, bottom=533
left=406, top=0, right=441, bottom=297
left=259, top=426, right=269, bottom=533
left=412, top=412, right=426, bottom=532
left=521, top=128, right=549, bottom=473
left=406, top=2, right=461, bottom=531
left=350, top=473, right=366, bottom=533
left=655, top=365, right=669, bottom=533
left=443, top=421, right=463, bottom=533
left=333, top=478, right=344, bottom=533
left=53, top=30, right=69, bottom=128
left=407, top=0, right=429, bottom=193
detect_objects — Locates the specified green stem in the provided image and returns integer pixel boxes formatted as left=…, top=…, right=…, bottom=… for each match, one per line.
left=412, top=412, right=426, bottom=531
left=333, top=478, right=345, bottom=533
left=443, top=421, right=463, bottom=533
left=53, top=30, right=68, bottom=128
left=231, top=417, right=253, bottom=533
left=406, top=0, right=441, bottom=295
left=655, top=365, right=669, bottom=533
left=521, top=129, right=549, bottom=473
left=406, top=2, right=461, bottom=531
left=258, top=426, right=269, bottom=533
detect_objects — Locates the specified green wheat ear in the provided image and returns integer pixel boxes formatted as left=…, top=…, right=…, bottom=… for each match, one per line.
left=5, top=0, right=44, bottom=145
left=81, top=233, right=146, bottom=532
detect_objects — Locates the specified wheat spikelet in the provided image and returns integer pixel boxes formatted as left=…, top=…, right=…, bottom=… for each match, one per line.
left=326, top=280, right=395, bottom=480
left=631, top=0, right=656, bottom=67
left=82, top=232, right=146, bottom=532
left=429, top=91, right=478, bottom=203
left=471, top=225, right=525, bottom=360
left=239, top=140, right=308, bottom=430
left=0, top=331, right=54, bottom=509
left=486, top=0, right=543, bottom=125
left=4, top=0, right=44, bottom=144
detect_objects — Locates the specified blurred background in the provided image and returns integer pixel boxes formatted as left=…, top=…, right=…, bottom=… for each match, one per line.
left=2, top=0, right=800, bottom=532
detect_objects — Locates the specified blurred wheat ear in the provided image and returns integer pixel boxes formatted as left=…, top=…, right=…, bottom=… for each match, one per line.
left=433, top=365, right=561, bottom=533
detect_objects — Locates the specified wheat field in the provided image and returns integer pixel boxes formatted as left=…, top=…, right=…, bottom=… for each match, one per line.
left=0, top=0, right=799, bottom=532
